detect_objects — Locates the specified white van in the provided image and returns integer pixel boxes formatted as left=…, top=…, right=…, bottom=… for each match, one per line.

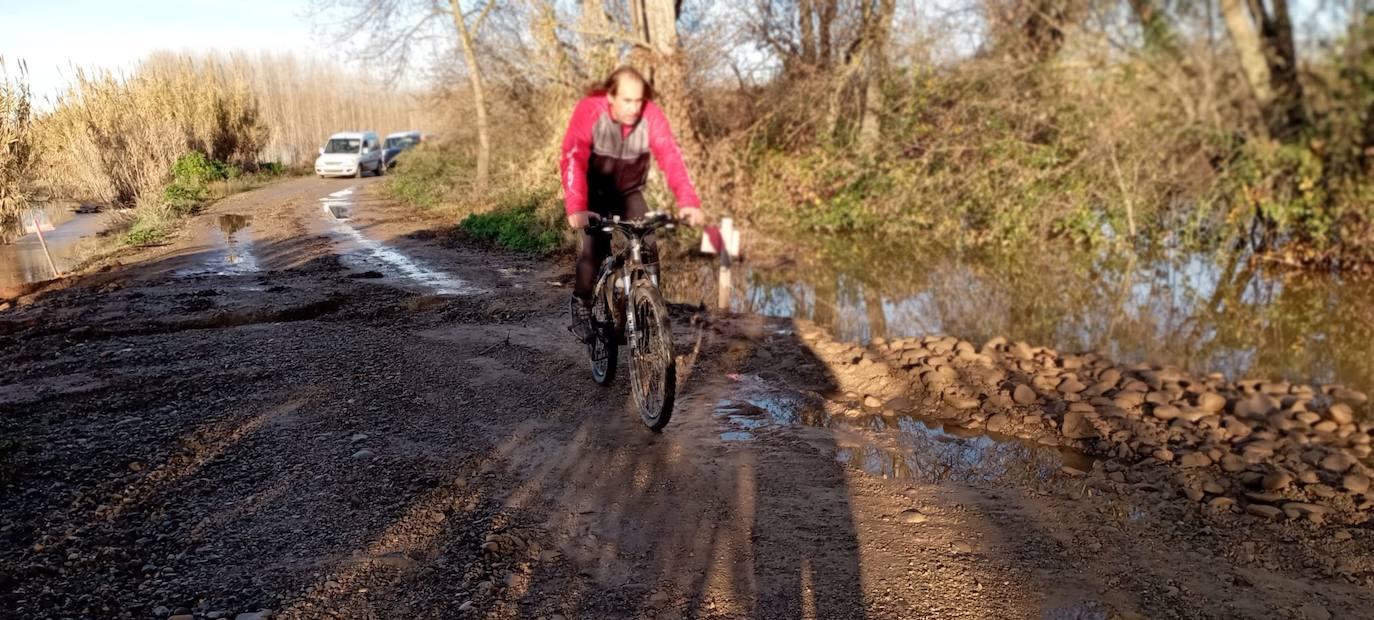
left=315, top=131, right=385, bottom=178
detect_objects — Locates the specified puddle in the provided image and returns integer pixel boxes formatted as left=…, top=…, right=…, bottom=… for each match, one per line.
left=176, top=214, right=259, bottom=277
left=715, top=374, right=1093, bottom=486
left=1, top=204, right=108, bottom=286
left=663, top=237, right=1374, bottom=401
left=313, top=187, right=476, bottom=295
left=320, top=187, right=354, bottom=220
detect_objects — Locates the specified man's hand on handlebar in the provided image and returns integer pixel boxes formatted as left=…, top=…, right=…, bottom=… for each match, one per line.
left=679, top=207, right=706, bottom=228
left=567, top=211, right=601, bottom=231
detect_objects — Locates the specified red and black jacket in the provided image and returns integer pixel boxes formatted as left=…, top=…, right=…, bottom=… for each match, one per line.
left=559, top=96, right=701, bottom=215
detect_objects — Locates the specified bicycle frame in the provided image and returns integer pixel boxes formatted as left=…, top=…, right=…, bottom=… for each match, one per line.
left=586, top=212, right=673, bottom=339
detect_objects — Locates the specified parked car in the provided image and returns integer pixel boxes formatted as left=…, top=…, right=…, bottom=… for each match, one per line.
left=315, top=131, right=385, bottom=178
left=382, top=131, right=423, bottom=169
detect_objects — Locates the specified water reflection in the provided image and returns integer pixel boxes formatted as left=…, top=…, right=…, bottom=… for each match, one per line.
left=714, top=375, right=1091, bottom=487
left=665, top=238, right=1374, bottom=398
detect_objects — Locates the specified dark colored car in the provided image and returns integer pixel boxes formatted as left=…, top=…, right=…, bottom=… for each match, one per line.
left=383, top=131, right=423, bottom=169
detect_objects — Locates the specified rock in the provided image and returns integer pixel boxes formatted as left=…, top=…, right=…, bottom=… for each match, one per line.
left=234, top=613, right=272, bottom=620
left=1208, top=497, right=1236, bottom=510
left=898, top=509, right=929, bottom=524
left=1061, top=411, right=1097, bottom=440
left=1309, top=484, right=1337, bottom=499
left=170, top=616, right=193, bottom=620
left=349, top=433, right=369, bottom=443
left=1262, top=471, right=1293, bottom=491
left=1114, top=392, right=1145, bottom=409
left=1335, top=530, right=1353, bottom=542
left=1184, top=487, right=1205, bottom=502
left=1313, top=420, right=1339, bottom=433
left=1245, top=491, right=1284, bottom=504
left=1151, top=405, right=1181, bottom=421
left=1013, top=384, right=1037, bottom=405
left=863, top=395, right=883, bottom=408
left=154, top=608, right=170, bottom=618
left=1281, top=502, right=1330, bottom=522
left=1203, top=481, right=1226, bottom=495
left=1235, top=394, right=1280, bottom=418
left=1179, top=452, right=1212, bottom=468
left=1328, top=403, right=1355, bottom=425
left=1220, top=454, right=1246, bottom=473
left=946, top=393, right=980, bottom=410
left=1343, top=473, right=1370, bottom=494
left=1245, top=504, right=1284, bottom=520
left=1332, top=387, right=1369, bottom=406
left=1197, top=392, right=1227, bottom=413
left=1320, top=452, right=1355, bottom=473
left=351, top=449, right=374, bottom=460
left=986, top=413, right=1011, bottom=434
left=1059, top=378, right=1087, bottom=394
left=1012, top=341, right=1034, bottom=360
left=458, top=601, right=473, bottom=612
left=504, top=573, right=527, bottom=589
left=1152, top=449, right=1175, bottom=463
left=1297, top=469, right=1320, bottom=484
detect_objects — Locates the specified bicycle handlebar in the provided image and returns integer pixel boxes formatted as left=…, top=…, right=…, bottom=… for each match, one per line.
left=582, top=210, right=677, bottom=236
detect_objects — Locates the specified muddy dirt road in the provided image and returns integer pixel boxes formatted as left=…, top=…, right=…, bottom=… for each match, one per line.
left=2, top=177, right=1372, bottom=619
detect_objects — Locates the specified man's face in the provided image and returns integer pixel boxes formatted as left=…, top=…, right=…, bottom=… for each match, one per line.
left=607, top=78, right=645, bottom=125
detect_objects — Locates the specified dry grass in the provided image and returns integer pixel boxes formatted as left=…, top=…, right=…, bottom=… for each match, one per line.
left=31, top=51, right=431, bottom=207
left=0, top=58, right=36, bottom=231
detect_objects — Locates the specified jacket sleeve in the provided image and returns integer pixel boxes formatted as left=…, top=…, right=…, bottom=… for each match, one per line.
left=644, top=102, right=701, bottom=209
left=559, top=98, right=597, bottom=215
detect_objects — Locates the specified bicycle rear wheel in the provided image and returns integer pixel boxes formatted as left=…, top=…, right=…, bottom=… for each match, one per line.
left=628, top=280, right=676, bottom=430
left=589, top=290, right=618, bottom=386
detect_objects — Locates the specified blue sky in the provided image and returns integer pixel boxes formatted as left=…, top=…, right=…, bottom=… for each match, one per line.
left=1, top=0, right=326, bottom=101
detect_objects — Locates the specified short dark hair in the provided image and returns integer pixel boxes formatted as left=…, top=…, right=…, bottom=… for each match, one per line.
left=591, top=66, right=654, bottom=101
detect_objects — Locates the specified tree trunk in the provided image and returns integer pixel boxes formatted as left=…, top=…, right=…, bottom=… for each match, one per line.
left=1264, top=0, right=1305, bottom=135
left=637, top=0, right=704, bottom=164
left=1219, top=0, right=1275, bottom=111
left=800, top=0, right=817, bottom=66
left=858, top=0, right=895, bottom=153
left=819, top=0, right=836, bottom=69
left=448, top=0, right=490, bottom=194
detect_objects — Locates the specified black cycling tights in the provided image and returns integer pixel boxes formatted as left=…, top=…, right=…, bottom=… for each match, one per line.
left=575, top=191, right=658, bottom=300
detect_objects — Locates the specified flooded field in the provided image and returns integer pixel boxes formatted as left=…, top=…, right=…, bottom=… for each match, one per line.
left=665, top=237, right=1374, bottom=400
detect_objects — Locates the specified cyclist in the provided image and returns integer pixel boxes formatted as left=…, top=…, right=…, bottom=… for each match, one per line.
left=560, top=66, right=706, bottom=341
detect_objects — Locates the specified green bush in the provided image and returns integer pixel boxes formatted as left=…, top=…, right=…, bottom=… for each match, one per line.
left=385, top=143, right=472, bottom=210
left=162, top=152, right=240, bottom=213
left=458, top=188, right=564, bottom=254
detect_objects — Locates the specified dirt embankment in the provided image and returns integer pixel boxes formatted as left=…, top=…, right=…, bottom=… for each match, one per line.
left=1, top=176, right=1372, bottom=620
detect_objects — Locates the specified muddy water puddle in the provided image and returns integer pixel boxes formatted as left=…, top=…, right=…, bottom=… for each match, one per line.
left=716, top=374, right=1091, bottom=485
left=1, top=203, right=109, bottom=286
left=175, top=214, right=259, bottom=277
left=315, top=186, right=476, bottom=295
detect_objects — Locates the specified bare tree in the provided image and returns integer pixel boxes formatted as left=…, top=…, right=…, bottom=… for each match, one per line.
left=448, top=0, right=497, bottom=193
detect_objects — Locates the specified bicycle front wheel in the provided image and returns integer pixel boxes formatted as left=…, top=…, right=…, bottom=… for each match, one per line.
left=628, top=280, right=676, bottom=431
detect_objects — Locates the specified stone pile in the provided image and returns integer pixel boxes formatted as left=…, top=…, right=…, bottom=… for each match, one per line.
left=796, top=323, right=1373, bottom=525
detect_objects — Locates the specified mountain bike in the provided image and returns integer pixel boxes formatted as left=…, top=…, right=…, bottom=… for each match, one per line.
left=581, top=211, right=677, bottom=431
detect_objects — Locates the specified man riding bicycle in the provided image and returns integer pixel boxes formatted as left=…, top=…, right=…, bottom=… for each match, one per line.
left=560, top=66, right=706, bottom=341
